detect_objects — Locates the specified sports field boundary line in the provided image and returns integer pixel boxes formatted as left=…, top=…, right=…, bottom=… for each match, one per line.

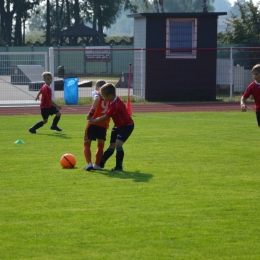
left=0, top=102, right=241, bottom=116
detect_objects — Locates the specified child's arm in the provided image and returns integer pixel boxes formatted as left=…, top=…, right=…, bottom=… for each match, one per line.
left=88, top=115, right=109, bottom=123
left=35, top=91, right=41, bottom=101
left=50, top=100, right=62, bottom=110
left=240, top=96, right=247, bottom=112
left=87, top=96, right=100, bottom=120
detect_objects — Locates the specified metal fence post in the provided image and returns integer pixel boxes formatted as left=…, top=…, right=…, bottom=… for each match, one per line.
left=83, top=44, right=86, bottom=75
left=141, top=49, right=144, bottom=100
left=229, top=47, right=233, bottom=101
left=49, top=47, right=55, bottom=100
left=110, top=44, right=113, bottom=75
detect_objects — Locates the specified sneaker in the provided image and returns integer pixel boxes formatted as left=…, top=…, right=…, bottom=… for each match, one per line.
left=111, top=167, right=123, bottom=172
left=50, top=126, right=62, bottom=131
left=93, top=164, right=103, bottom=170
left=83, top=163, right=93, bottom=171
left=29, top=127, right=36, bottom=134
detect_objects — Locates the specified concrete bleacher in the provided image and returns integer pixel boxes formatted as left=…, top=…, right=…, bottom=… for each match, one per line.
left=11, top=65, right=44, bottom=85
left=29, top=79, right=92, bottom=91
left=115, top=72, right=133, bottom=88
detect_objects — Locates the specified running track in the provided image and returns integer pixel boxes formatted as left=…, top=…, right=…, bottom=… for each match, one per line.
left=0, top=102, right=241, bottom=116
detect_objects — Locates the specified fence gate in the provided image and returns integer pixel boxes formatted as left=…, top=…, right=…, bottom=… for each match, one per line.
left=0, top=52, right=48, bottom=106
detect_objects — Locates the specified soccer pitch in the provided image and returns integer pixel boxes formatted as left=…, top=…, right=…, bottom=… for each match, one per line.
left=0, top=112, right=259, bottom=259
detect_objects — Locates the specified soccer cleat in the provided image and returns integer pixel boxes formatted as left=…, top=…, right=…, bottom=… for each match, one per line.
left=111, top=167, right=123, bottom=172
left=83, top=163, right=93, bottom=171
left=29, top=127, right=36, bottom=134
left=50, top=125, right=62, bottom=131
left=99, top=160, right=105, bottom=169
left=93, top=164, right=103, bottom=170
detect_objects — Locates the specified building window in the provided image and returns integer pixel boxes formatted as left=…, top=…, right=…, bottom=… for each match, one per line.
left=166, top=18, right=197, bottom=59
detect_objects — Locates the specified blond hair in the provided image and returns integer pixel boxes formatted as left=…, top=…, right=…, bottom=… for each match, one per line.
left=42, top=71, right=52, bottom=78
left=252, top=64, right=260, bottom=73
left=95, top=80, right=106, bottom=89
left=101, top=83, right=116, bottom=96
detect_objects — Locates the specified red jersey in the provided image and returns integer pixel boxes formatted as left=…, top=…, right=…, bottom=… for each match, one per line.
left=106, top=96, right=134, bottom=128
left=89, top=93, right=110, bottom=129
left=243, top=81, right=260, bottom=112
left=39, top=84, right=52, bottom=109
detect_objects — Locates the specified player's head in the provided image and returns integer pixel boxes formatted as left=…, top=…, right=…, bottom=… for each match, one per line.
left=101, top=83, right=116, bottom=102
left=95, top=80, right=106, bottom=90
left=42, top=72, right=52, bottom=85
left=252, top=64, right=260, bottom=82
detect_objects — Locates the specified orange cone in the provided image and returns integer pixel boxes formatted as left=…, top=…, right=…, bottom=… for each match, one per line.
left=126, top=97, right=132, bottom=116
left=126, top=63, right=133, bottom=116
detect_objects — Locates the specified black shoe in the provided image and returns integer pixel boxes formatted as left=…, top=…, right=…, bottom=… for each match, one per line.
left=29, top=127, right=36, bottom=134
left=99, top=160, right=105, bottom=169
left=51, top=126, right=62, bottom=131
left=111, top=167, right=123, bottom=172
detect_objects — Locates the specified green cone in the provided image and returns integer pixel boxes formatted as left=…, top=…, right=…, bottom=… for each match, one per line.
left=14, top=140, right=25, bottom=144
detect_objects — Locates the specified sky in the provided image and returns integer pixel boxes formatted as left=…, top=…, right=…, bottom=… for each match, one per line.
left=228, top=0, right=259, bottom=6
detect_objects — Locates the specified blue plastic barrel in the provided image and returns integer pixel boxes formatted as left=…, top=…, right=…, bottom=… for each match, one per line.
left=64, top=77, right=79, bottom=105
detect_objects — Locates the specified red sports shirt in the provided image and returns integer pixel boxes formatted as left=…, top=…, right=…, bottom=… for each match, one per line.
left=39, top=84, right=52, bottom=109
left=243, top=81, right=260, bottom=112
left=106, top=96, right=134, bottom=128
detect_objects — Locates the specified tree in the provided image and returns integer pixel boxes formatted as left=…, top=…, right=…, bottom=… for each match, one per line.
left=82, top=0, right=137, bottom=45
left=0, top=0, right=40, bottom=46
left=0, top=0, right=18, bottom=45
left=14, top=0, right=40, bottom=46
left=141, top=0, right=215, bottom=13
left=218, top=0, right=260, bottom=46
left=214, top=0, right=231, bottom=12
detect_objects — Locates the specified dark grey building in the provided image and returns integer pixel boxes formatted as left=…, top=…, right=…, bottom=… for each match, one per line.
left=128, top=12, right=227, bottom=101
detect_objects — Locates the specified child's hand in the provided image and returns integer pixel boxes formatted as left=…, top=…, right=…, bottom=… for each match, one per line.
left=241, top=104, right=247, bottom=112
left=88, top=117, right=94, bottom=123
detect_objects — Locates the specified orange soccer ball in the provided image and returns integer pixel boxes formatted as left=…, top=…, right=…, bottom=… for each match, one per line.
left=60, top=153, right=76, bottom=168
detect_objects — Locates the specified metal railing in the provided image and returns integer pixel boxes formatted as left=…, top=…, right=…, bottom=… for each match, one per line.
left=0, top=47, right=259, bottom=106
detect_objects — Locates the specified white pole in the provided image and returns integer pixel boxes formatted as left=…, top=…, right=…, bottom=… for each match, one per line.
left=141, top=49, right=144, bottom=100
left=229, top=47, right=233, bottom=101
left=49, top=47, right=55, bottom=100
left=44, top=52, right=48, bottom=71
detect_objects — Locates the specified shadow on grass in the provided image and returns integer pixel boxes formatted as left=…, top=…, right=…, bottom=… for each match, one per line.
left=37, top=133, right=71, bottom=139
left=95, top=169, right=153, bottom=182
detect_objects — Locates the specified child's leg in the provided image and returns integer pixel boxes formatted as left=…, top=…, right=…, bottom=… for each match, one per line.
left=31, top=121, right=44, bottom=130
left=52, top=111, right=61, bottom=126
left=29, top=116, right=47, bottom=133
left=99, top=144, right=115, bottom=168
left=111, top=124, right=134, bottom=171
left=115, top=140, right=124, bottom=169
left=95, top=141, right=104, bottom=165
left=99, top=126, right=117, bottom=168
left=84, top=141, right=92, bottom=164
left=256, top=111, right=260, bottom=128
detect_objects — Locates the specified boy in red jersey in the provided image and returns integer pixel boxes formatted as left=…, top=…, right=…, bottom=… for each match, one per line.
left=88, top=83, right=134, bottom=171
left=83, top=80, right=110, bottom=171
left=241, top=64, right=260, bottom=127
left=29, top=72, right=62, bottom=134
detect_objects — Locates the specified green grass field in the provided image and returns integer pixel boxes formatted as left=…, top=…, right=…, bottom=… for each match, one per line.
left=1, top=111, right=260, bottom=259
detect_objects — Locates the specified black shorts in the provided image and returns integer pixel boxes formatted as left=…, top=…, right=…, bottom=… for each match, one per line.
left=41, top=106, right=59, bottom=120
left=110, top=124, right=134, bottom=143
left=85, top=124, right=107, bottom=141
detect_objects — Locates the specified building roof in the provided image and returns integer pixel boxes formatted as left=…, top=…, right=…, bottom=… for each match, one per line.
left=127, top=12, right=227, bottom=18
left=59, top=24, right=106, bottom=37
